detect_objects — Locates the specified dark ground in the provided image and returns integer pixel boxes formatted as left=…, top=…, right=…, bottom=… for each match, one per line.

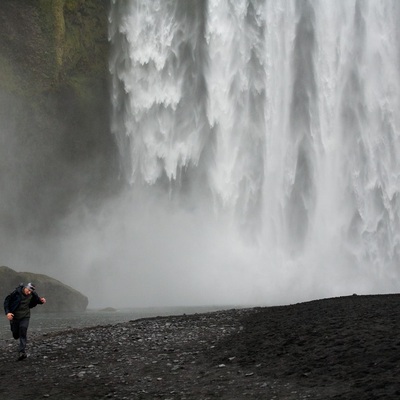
left=1, top=294, right=399, bottom=399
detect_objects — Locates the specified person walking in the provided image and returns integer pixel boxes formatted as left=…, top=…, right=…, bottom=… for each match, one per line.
left=4, top=282, right=46, bottom=360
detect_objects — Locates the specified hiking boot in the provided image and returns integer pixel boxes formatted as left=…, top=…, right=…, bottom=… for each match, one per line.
left=17, top=352, right=27, bottom=361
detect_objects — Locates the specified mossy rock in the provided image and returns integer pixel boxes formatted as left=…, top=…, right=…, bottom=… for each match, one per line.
left=0, top=265, right=88, bottom=313
left=0, top=2, right=120, bottom=234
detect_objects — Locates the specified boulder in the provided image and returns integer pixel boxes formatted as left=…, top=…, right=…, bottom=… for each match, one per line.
left=0, top=266, right=88, bottom=313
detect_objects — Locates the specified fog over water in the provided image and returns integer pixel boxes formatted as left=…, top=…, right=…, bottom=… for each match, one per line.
left=2, top=0, right=400, bottom=309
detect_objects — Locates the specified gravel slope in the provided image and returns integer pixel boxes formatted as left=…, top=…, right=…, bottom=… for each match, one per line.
left=1, top=294, right=399, bottom=399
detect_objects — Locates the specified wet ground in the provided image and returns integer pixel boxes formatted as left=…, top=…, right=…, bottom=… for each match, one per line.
left=0, top=294, right=399, bottom=399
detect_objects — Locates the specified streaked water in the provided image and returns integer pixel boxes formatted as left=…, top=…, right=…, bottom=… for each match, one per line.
left=106, top=0, right=400, bottom=306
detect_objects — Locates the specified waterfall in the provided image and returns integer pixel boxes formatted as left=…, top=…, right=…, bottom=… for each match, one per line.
left=108, top=0, right=400, bottom=305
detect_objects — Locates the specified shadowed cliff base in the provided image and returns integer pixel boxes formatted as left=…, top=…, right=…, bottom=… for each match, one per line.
left=0, top=294, right=399, bottom=399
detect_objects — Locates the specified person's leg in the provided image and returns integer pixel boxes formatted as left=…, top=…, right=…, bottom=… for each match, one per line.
left=10, top=319, right=20, bottom=340
left=18, top=318, right=30, bottom=354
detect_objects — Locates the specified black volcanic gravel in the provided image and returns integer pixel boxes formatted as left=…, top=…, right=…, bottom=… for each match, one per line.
left=1, top=294, right=400, bottom=399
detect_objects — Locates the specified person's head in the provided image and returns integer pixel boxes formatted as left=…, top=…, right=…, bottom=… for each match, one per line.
left=23, top=282, right=36, bottom=295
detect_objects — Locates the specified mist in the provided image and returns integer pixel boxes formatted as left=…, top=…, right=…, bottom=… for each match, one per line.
left=2, top=179, right=393, bottom=309
left=0, top=182, right=379, bottom=310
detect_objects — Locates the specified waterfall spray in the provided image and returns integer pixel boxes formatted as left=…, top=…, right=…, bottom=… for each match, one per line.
left=106, top=0, right=400, bottom=306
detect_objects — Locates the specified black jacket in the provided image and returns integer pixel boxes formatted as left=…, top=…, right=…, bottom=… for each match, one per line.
left=4, top=284, right=43, bottom=315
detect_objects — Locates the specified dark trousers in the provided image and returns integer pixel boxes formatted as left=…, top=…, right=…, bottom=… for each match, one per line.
left=10, top=317, right=30, bottom=353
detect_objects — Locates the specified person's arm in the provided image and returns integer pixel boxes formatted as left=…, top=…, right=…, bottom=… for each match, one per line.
left=29, top=293, right=46, bottom=308
left=4, top=294, right=14, bottom=320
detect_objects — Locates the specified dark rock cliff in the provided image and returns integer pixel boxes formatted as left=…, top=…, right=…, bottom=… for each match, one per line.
left=0, top=0, right=120, bottom=236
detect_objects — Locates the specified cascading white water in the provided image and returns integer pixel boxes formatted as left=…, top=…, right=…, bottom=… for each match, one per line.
left=108, top=0, right=400, bottom=305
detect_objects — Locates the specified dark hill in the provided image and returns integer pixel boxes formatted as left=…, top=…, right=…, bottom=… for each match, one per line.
left=0, top=265, right=88, bottom=312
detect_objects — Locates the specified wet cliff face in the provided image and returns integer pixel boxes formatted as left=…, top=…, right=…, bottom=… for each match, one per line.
left=0, top=0, right=120, bottom=237
left=0, top=0, right=110, bottom=103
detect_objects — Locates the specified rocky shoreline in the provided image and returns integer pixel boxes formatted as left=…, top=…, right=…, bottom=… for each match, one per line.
left=1, top=294, right=400, bottom=399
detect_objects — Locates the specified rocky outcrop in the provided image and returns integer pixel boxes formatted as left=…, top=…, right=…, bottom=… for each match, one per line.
left=0, top=266, right=88, bottom=312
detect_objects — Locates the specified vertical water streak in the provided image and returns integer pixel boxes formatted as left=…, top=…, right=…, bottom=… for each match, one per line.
left=285, top=0, right=317, bottom=250
left=337, top=0, right=400, bottom=278
left=205, top=0, right=267, bottom=230
left=109, top=0, right=208, bottom=188
left=305, top=0, right=400, bottom=285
